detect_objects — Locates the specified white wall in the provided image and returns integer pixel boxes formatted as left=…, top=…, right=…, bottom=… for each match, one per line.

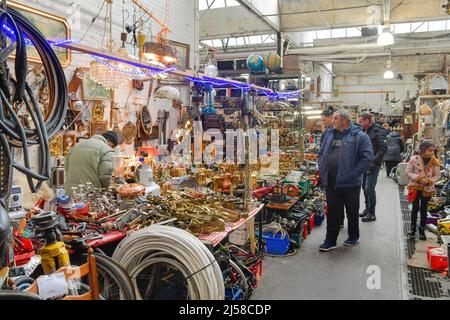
left=312, top=63, right=333, bottom=102
left=334, top=74, right=418, bottom=107
left=12, top=0, right=198, bottom=166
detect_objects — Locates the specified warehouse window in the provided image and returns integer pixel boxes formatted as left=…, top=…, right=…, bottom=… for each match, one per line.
left=428, top=20, right=447, bottom=32
left=199, top=0, right=240, bottom=10
left=316, top=29, right=331, bottom=39
left=331, top=28, right=346, bottom=38
left=346, top=28, right=362, bottom=37
left=392, top=23, right=411, bottom=34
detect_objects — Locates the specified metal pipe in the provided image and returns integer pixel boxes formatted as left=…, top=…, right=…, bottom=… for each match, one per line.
left=131, top=0, right=172, bottom=33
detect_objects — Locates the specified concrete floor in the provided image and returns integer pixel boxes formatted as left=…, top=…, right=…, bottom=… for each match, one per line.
left=252, top=175, right=409, bottom=300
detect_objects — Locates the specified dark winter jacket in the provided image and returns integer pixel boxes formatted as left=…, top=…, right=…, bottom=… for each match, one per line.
left=365, top=124, right=388, bottom=167
left=384, top=131, right=404, bottom=162
left=319, top=124, right=374, bottom=188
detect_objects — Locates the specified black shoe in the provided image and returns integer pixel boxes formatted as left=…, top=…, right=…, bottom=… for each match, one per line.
left=362, top=215, right=377, bottom=223
left=359, top=210, right=368, bottom=218
left=418, top=227, right=427, bottom=241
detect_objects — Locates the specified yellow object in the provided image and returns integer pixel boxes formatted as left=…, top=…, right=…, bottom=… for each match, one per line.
left=137, top=31, right=147, bottom=61
left=0, top=267, right=9, bottom=287
left=39, top=242, right=71, bottom=274
left=438, top=220, right=450, bottom=235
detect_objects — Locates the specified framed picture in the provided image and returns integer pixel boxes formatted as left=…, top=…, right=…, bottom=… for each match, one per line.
left=81, top=68, right=113, bottom=101
left=63, top=133, right=77, bottom=157
left=169, top=40, right=190, bottom=70
left=50, top=134, right=63, bottom=157
left=8, top=1, right=71, bottom=67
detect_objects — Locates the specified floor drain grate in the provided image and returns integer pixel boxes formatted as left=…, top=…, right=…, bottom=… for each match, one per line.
left=399, top=186, right=450, bottom=300
left=408, top=267, right=450, bottom=299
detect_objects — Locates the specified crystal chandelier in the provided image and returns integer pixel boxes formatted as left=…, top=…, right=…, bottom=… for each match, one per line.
left=90, top=0, right=131, bottom=90
left=90, top=56, right=132, bottom=90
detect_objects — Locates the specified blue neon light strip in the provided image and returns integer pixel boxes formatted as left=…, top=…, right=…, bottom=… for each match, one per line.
left=186, top=76, right=302, bottom=99
left=1, top=24, right=302, bottom=99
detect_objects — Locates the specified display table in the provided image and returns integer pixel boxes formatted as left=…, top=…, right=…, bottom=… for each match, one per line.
left=266, top=198, right=300, bottom=211
left=199, top=204, right=265, bottom=247
left=82, top=205, right=265, bottom=251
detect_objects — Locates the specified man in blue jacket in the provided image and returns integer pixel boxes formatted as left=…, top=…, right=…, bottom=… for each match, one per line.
left=318, top=109, right=374, bottom=252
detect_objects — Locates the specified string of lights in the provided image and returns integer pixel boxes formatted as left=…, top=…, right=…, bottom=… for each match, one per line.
left=1, top=24, right=302, bottom=100
left=91, top=55, right=176, bottom=77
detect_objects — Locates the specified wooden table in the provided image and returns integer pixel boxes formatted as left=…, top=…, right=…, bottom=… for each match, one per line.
left=198, top=204, right=265, bottom=249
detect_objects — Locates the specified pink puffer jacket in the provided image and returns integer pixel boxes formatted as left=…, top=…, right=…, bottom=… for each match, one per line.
left=406, top=155, right=441, bottom=197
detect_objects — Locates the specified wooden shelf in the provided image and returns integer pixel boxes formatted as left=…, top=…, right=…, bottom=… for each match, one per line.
left=57, top=42, right=275, bottom=94
left=418, top=95, right=450, bottom=99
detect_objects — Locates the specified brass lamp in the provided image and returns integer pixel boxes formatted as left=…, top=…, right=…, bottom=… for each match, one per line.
left=143, top=41, right=178, bottom=65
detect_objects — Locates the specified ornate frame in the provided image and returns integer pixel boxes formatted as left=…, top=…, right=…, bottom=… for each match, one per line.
left=8, top=1, right=72, bottom=67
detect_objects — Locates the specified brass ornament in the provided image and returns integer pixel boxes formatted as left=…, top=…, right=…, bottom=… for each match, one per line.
left=122, top=122, right=137, bottom=145
left=92, top=102, right=105, bottom=122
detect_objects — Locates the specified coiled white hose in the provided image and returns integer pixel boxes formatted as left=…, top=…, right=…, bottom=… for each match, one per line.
left=112, top=225, right=224, bottom=300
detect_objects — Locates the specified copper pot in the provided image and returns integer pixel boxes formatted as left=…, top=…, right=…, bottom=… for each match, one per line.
left=117, top=183, right=145, bottom=199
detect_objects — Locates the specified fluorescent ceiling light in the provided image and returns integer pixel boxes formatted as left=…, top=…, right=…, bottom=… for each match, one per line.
left=304, top=110, right=323, bottom=115
left=307, top=115, right=322, bottom=120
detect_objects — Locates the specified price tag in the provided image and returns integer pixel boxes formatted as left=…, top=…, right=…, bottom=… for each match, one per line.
left=37, top=272, right=68, bottom=300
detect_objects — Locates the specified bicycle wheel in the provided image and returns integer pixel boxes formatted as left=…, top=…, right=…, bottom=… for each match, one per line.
left=0, top=290, right=41, bottom=300
left=82, top=253, right=136, bottom=300
left=229, top=260, right=249, bottom=299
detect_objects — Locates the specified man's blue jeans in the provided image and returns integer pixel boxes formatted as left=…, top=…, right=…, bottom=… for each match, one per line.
left=362, top=166, right=380, bottom=216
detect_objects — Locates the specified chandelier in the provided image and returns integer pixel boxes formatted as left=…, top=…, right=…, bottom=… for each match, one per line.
left=90, top=56, right=132, bottom=90
left=90, top=0, right=131, bottom=90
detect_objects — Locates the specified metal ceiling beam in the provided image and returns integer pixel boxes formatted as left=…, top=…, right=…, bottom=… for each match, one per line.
left=236, top=0, right=281, bottom=32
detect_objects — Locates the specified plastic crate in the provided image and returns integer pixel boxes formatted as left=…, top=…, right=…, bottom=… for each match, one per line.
left=290, top=233, right=303, bottom=248
left=263, top=232, right=290, bottom=255
left=427, top=246, right=448, bottom=272
left=299, top=180, right=312, bottom=196
left=248, top=259, right=263, bottom=289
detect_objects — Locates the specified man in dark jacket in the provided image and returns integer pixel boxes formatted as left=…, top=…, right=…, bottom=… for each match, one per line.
left=358, top=112, right=388, bottom=222
left=318, top=109, right=374, bottom=252
left=320, top=109, right=334, bottom=146
left=384, top=131, right=404, bottom=177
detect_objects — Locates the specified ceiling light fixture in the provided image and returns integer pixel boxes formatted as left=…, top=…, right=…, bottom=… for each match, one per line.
left=383, top=56, right=394, bottom=79
left=304, top=110, right=323, bottom=115
left=377, top=26, right=394, bottom=46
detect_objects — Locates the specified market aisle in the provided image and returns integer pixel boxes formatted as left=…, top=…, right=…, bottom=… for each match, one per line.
left=252, top=175, right=409, bottom=300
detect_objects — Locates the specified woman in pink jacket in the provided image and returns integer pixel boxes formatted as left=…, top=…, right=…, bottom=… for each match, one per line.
left=406, top=140, right=441, bottom=240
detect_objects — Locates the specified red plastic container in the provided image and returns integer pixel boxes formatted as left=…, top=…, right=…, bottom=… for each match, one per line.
left=427, top=246, right=448, bottom=272
left=303, top=222, right=309, bottom=239
left=249, top=259, right=263, bottom=289
left=309, top=213, right=316, bottom=230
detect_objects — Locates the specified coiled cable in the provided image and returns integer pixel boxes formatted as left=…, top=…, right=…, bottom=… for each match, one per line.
left=0, top=6, right=67, bottom=194
left=112, top=225, right=225, bottom=300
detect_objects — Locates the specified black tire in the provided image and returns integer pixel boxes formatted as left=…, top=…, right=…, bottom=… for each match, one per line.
left=83, top=253, right=136, bottom=300
left=0, top=290, right=41, bottom=300
left=12, top=276, right=35, bottom=291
